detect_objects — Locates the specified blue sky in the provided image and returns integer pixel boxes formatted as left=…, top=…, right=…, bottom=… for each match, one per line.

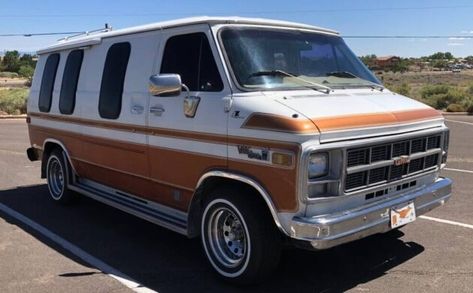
left=1, top=0, right=473, bottom=57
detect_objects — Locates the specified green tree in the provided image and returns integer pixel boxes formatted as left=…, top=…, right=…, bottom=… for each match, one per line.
left=429, top=52, right=445, bottom=60
left=1, top=50, right=21, bottom=72
left=359, top=54, right=377, bottom=68
left=427, top=52, right=454, bottom=62
left=432, top=59, right=447, bottom=69
left=19, top=54, right=36, bottom=68
left=444, top=52, right=454, bottom=60
left=391, top=58, right=410, bottom=73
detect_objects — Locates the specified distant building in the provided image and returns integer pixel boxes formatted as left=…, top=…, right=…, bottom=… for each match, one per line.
left=375, top=56, right=401, bottom=70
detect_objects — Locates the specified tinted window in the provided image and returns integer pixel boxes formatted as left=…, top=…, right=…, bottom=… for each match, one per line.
left=99, top=42, right=131, bottom=119
left=59, top=50, right=83, bottom=114
left=161, top=33, right=223, bottom=91
left=38, top=53, right=60, bottom=112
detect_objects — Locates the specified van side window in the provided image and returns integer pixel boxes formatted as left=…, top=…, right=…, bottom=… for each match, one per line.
left=38, top=53, right=60, bottom=112
left=161, top=33, right=223, bottom=92
left=99, top=42, right=131, bottom=119
left=59, top=50, right=84, bottom=115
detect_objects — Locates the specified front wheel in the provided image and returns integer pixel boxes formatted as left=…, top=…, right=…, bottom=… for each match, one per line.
left=201, top=188, right=281, bottom=284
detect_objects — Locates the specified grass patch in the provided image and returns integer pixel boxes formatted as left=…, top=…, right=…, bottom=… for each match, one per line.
left=0, top=72, right=19, bottom=78
left=381, top=71, right=473, bottom=111
left=0, top=88, right=29, bottom=115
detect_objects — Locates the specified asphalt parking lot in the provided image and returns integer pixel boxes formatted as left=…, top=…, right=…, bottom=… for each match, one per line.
left=0, top=117, right=472, bottom=293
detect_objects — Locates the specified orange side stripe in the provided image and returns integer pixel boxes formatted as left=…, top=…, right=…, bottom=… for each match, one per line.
left=242, top=112, right=319, bottom=134
left=392, top=108, right=442, bottom=122
left=28, top=112, right=300, bottom=149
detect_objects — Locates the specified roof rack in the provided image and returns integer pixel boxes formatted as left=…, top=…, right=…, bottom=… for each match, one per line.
left=58, top=23, right=112, bottom=42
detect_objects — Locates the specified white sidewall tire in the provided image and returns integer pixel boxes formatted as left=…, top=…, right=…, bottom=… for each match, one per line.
left=201, top=198, right=251, bottom=278
left=46, top=153, right=65, bottom=201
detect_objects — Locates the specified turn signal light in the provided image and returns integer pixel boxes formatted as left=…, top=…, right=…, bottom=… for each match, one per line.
left=272, top=152, right=293, bottom=166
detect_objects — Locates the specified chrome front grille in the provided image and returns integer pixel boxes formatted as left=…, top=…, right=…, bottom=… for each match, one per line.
left=347, top=149, right=369, bottom=167
left=344, top=134, right=442, bottom=192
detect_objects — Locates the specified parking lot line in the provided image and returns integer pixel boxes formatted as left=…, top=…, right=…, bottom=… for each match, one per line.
left=445, top=119, right=473, bottom=126
left=419, top=215, right=473, bottom=230
left=0, top=149, right=25, bottom=156
left=0, top=203, right=157, bottom=293
left=444, top=167, right=473, bottom=174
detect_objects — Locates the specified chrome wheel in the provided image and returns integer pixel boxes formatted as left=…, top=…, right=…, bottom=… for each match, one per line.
left=201, top=193, right=281, bottom=283
left=202, top=198, right=252, bottom=278
left=207, top=206, right=247, bottom=268
left=47, top=156, right=65, bottom=200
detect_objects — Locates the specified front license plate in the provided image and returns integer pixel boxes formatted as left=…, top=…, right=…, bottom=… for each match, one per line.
left=390, top=202, right=416, bottom=229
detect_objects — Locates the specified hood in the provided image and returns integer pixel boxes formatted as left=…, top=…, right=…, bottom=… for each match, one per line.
left=272, top=91, right=444, bottom=143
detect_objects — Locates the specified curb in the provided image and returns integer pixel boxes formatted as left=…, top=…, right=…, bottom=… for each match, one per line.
left=440, top=112, right=471, bottom=116
left=0, top=115, right=27, bottom=119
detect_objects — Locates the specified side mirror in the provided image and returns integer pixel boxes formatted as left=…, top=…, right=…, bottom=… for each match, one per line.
left=149, top=74, right=182, bottom=96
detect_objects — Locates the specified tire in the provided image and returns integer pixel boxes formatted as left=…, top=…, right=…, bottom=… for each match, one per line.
left=201, top=187, right=281, bottom=284
left=46, top=148, right=76, bottom=204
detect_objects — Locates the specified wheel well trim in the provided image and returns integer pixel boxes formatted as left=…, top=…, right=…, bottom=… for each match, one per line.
left=42, top=138, right=78, bottom=176
left=195, top=170, right=290, bottom=236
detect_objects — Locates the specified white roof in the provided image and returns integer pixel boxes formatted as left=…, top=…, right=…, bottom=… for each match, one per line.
left=37, top=16, right=339, bottom=54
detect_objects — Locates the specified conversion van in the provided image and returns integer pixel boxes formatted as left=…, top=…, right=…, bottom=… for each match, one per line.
left=26, top=17, right=452, bottom=283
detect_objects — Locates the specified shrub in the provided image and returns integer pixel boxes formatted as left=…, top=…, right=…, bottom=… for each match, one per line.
left=467, top=83, right=473, bottom=96
left=446, top=103, right=466, bottom=112
left=420, top=85, right=469, bottom=109
left=394, top=83, right=411, bottom=96
left=467, top=103, right=473, bottom=114
left=0, top=88, right=29, bottom=114
left=421, top=84, right=450, bottom=99
left=0, top=72, right=19, bottom=78
left=18, top=65, right=34, bottom=79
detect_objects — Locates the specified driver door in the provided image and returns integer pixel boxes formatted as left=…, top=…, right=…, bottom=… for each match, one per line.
left=146, top=25, right=231, bottom=210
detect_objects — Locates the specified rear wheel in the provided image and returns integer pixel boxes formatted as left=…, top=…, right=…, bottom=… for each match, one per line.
left=46, top=148, right=76, bottom=204
left=201, top=187, right=281, bottom=284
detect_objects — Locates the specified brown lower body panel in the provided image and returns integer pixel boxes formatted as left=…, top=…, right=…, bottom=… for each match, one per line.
left=76, top=160, right=195, bottom=211
left=28, top=124, right=299, bottom=212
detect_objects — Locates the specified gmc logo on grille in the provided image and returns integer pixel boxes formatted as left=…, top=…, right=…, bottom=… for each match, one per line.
left=393, top=155, right=411, bottom=166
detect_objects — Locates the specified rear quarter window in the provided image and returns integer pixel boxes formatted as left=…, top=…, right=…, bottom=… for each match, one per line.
left=59, top=50, right=84, bottom=115
left=99, top=42, right=131, bottom=119
left=38, top=53, right=60, bottom=112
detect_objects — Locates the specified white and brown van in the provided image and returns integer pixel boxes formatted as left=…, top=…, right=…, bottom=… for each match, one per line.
left=26, top=17, right=452, bottom=283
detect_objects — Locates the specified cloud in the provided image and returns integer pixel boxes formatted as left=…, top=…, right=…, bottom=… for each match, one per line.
left=447, top=42, right=464, bottom=46
left=449, top=37, right=466, bottom=40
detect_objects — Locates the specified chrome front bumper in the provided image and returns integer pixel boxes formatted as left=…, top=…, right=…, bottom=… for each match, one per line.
left=290, top=177, right=452, bottom=250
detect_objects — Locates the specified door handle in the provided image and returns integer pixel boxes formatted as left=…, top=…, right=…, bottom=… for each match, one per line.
left=150, top=106, right=165, bottom=116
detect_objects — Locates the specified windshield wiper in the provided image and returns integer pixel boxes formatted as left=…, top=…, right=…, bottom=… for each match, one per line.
left=326, top=71, right=384, bottom=91
left=326, top=71, right=358, bottom=78
left=247, top=70, right=332, bottom=94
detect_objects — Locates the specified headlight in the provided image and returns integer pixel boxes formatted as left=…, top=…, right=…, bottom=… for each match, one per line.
left=308, top=153, right=329, bottom=179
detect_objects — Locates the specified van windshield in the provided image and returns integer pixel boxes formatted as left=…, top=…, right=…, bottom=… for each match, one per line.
left=220, top=27, right=381, bottom=91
